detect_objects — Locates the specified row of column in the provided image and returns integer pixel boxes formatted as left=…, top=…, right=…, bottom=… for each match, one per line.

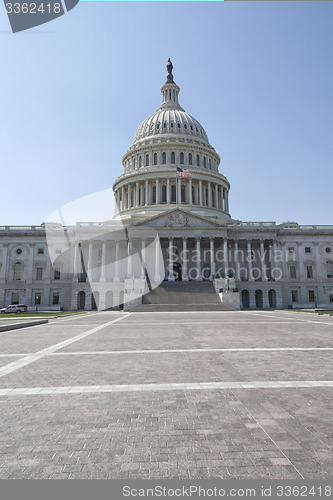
left=166, top=237, right=281, bottom=281
left=114, top=179, right=229, bottom=213
left=73, top=237, right=283, bottom=284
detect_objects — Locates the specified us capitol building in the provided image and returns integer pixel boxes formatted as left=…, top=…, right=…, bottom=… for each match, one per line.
left=1, top=61, right=333, bottom=311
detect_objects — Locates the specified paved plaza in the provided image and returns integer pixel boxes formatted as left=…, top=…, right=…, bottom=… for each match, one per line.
left=0, top=310, right=332, bottom=479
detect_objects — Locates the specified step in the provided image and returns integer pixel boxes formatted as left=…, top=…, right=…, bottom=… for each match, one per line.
left=134, top=303, right=234, bottom=312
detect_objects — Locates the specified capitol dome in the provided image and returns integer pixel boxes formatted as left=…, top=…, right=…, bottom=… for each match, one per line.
left=113, top=60, right=231, bottom=220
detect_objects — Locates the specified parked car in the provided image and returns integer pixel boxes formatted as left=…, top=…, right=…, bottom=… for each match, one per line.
left=0, top=304, right=27, bottom=314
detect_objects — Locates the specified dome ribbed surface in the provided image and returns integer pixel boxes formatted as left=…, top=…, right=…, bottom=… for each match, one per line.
left=133, top=109, right=210, bottom=144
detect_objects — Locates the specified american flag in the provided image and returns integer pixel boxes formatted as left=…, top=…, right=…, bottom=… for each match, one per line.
left=177, top=167, right=191, bottom=178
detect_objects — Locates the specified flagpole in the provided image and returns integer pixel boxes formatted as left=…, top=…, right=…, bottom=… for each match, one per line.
left=176, top=168, right=178, bottom=207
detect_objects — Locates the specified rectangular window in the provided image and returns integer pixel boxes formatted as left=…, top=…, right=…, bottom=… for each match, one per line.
left=308, top=290, right=315, bottom=303
left=289, top=266, right=296, bottom=279
left=330, top=294, right=333, bottom=304
left=11, top=292, right=19, bottom=305
left=37, top=248, right=44, bottom=255
left=306, top=266, right=313, bottom=278
left=291, top=290, right=298, bottom=303
left=52, top=292, right=60, bottom=305
left=305, top=247, right=311, bottom=253
left=54, top=268, right=61, bottom=280
left=34, top=292, right=41, bottom=305
left=36, top=267, right=43, bottom=280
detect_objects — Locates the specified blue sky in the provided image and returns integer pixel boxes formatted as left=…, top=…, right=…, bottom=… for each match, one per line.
left=1, top=1, right=332, bottom=225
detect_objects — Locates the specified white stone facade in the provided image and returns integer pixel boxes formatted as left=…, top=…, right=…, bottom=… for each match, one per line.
left=1, top=65, right=333, bottom=311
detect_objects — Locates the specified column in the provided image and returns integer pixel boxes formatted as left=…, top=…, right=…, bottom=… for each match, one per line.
left=154, top=237, right=161, bottom=282
left=271, top=240, right=280, bottom=280
left=234, top=240, right=241, bottom=280
left=121, top=187, right=125, bottom=211
left=156, top=179, right=160, bottom=205
left=260, top=239, right=267, bottom=281
left=313, top=242, right=320, bottom=279
left=196, top=237, right=202, bottom=281
left=136, top=182, right=139, bottom=207
left=182, top=237, right=189, bottom=281
left=26, top=243, right=35, bottom=284
left=188, top=178, right=192, bottom=205
left=199, top=180, right=203, bottom=206
left=100, top=241, right=106, bottom=282
left=0, top=244, right=8, bottom=281
left=247, top=240, right=253, bottom=280
left=221, top=189, right=225, bottom=211
left=167, top=178, right=171, bottom=204
left=215, top=184, right=218, bottom=209
left=210, top=238, right=215, bottom=280
left=114, top=241, right=120, bottom=282
left=223, top=239, right=229, bottom=278
left=87, top=241, right=93, bottom=281
left=208, top=182, right=212, bottom=208
left=145, top=180, right=149, bottom=206
left=127, top=239, right=133, bottom=277
left=168, top=238, right=175, bottom=281
left=114, top=191, right=119, bottom=215
left=177, top=178, right=181, bottom=205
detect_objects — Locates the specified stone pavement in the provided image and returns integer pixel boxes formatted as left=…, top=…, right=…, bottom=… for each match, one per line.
left=0, top=310, right=332, bottom=479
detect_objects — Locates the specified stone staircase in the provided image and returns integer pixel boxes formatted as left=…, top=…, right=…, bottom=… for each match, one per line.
left=133, top=281, right=234, bottom=312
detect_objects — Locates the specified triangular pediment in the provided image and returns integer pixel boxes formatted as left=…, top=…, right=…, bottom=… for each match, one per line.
left=132, top=208, right=226, bottom=229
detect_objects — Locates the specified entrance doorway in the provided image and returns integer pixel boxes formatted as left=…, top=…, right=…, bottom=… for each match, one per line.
left=255, top=289, right=263, bottom=308
left=242, top=290, right=249, bottom=309
left=77, top=291, right=85, bottom=310
left=173, top=262, right=182, bottom=281
left=268, top=289, right=276, bottom=308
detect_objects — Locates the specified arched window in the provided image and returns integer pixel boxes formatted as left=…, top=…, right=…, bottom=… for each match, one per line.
left=203, top=156, right=206, bottom=168
left=153, top=153, right=157, bottom=165
left=152, top=186, right=156, bottom=204
left=171, top=185, right=176, bottom=203
left=209, top=158, right=211, bottom=169
left=162, top=152, right=166, bottom=164
left=170, top=122, right=174, bottom=128
left=177, top=123, right=181, bottom=129
left=171, top=152, right=175, bottom=164
left=196, top=155, right=200, bottom=167
left=163, top=122, right=167, bottom=129
left=189, top=153, right=192, bottom=166
left=212, top=190, right=215, bottom=207
left=162, top=185, right=167, bottom=203
left=181, top=184, right=186, bottom=203
left=327, top=261, right=333, bottom=278
left=192, top=185, right=195, bottom=204
left=13, top=262, right=22, bottom=281
left=131, top=190, right=134, bottom=207
left=139, top=156, right=142, bottom=168
left=184, top=123, right=187, bottom=130
left=180, top=152, right=184, bottom=165
left=145, top=154, right=149, bottom=167
left=205, top=188, right=209, bottom=206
